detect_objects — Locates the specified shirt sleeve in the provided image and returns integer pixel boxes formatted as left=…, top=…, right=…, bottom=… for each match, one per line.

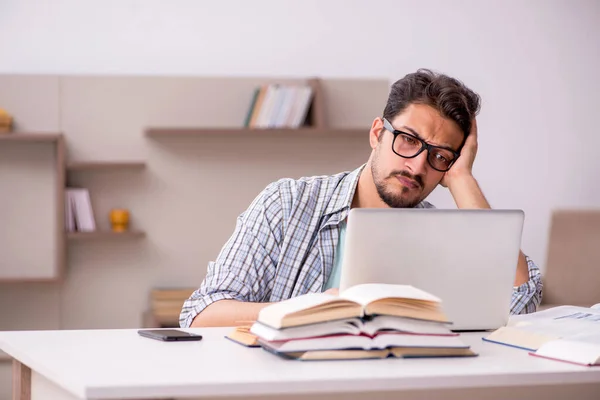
left=509, top=255, right=543, bottom=315
left=179, top=183, right=284, bottom=328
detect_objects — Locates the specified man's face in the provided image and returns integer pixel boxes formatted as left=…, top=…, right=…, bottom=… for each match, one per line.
left=369, top=104, right=464, bottom=208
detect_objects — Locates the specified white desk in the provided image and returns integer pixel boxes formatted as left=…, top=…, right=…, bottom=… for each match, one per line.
left=0, top=327, right=599, bottom=400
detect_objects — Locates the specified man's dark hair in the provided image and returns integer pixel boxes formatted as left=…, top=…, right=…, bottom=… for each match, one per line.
left=382, top=69, right=481, bottom=144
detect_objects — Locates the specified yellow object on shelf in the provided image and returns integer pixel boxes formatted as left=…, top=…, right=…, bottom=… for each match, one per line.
left=0, top=108, right=13, bottom=133
left=109, top=209, right=130, bottom=232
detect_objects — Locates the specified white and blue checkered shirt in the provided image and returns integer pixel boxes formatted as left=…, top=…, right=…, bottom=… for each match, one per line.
left=180, top=165, right=543, bottom=328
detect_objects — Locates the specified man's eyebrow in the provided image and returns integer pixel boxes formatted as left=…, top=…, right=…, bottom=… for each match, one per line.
left=401, top=125, right=457, bottom=152
left=401, top=125, right=422, bottom=139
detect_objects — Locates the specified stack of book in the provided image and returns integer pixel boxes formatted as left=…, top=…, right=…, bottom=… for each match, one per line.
left=244, top=84, right=314, bottom=129
left=248, top=284, right=477, bottom=361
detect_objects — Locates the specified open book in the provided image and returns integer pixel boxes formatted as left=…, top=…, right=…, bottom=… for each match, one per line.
left=484, top=305, right=600, bottom=366
left=261, top=344, right=476, bottom=361
left=257, top=284, right=449, bottom=329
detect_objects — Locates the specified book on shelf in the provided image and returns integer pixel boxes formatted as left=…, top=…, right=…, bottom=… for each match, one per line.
left=244, top=84, right=313, bottom=129
left=65, top=188, right=96, bottom=232
left=484, top=304, right=600, bottom=366
left=246, top=284, right=476, bottom=361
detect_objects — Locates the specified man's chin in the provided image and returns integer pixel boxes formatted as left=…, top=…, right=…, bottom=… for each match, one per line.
left=381, top=193, right=423, bottom=209
left=375, top=180, right=424, bottom=208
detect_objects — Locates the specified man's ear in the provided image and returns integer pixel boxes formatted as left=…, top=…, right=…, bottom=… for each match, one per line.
left=369, top=117, right=384, bottom=150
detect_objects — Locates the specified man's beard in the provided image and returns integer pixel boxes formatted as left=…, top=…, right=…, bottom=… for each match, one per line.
left=371, top=152, right=425, bottom=209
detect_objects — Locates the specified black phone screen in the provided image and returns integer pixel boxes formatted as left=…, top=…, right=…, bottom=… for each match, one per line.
left=137, top=329, right=203, bottom=341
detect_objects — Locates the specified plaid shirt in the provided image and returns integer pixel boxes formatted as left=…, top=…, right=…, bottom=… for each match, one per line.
left=180, top=165, right=543, bottom=328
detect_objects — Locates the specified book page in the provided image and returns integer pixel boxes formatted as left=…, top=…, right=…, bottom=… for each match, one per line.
left=340, top=283, right=441, bottom=307
left=509, top=305, right=600, bottom=325
left=508, top=306, right=600, bottom=339
left=536, top=338, right=600, bottom=365
left=258, top=292, right=348, bottom=325
left=363, top=315, right=454, bottom=336
left=567, top=330, right=600, bottom=345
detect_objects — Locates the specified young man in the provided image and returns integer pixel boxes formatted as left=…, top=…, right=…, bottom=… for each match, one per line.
left=180, top=69, right=543, bottom=328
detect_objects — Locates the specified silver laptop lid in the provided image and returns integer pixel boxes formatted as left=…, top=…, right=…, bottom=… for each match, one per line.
left=338, top=208, right=524, bottom=331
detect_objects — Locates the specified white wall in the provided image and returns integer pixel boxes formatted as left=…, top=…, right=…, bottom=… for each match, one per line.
left=0, top=0, right=599, bottom=279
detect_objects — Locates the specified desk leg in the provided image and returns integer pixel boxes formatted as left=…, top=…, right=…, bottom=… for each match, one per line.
left=13, top=361, right=79, bottom=400
left=12, top=360, right=31, bottom=400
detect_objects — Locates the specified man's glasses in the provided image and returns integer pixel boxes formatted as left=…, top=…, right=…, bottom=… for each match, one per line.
left=382, top=118, right=460, bottom=172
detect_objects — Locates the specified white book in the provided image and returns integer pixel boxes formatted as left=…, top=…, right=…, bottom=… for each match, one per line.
left=282, top=86, right=301, bottom=128
left=256, top=84, right=278, bottom=128
left=265, top=86, right=282, bottom=128
left=291, top=86, right=313, bottom=128
left=484, top=305, right=600, bottom=366
left=69, top=188, right=96, bottom=232
left=65, top=190, right=75, bottom=232
left=273, top=86, right=295, bottom=128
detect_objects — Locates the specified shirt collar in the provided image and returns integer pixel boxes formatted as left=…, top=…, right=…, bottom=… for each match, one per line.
left=323, top=164, right=366, bottom=217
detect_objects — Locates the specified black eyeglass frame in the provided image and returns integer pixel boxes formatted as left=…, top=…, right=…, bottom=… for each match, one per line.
left=382, top=118, right=461, bottom=172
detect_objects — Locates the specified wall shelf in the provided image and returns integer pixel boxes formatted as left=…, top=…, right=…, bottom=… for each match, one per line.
left=145, top=127, right=368, bottom=138
left=65, top=162, right=146, bottom=246
left=0, top=133, right=63, bottom=142
left=144, top=77, right=367, bottom=139
left=67, top=161, right=146, bottom=172
left=67, top=231, right=146, bottom=241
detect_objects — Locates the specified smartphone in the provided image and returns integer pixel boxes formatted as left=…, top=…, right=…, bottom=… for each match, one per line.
left=137, top=329, right=203, bottom=342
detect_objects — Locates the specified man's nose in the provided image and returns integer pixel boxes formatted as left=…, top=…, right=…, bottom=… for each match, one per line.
left=404, top=150, right=429, bottom=175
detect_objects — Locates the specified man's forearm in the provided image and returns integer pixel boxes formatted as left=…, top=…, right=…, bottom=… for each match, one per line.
left=190, top=300, right=272, bottom=327
left=447, top=175, right=529, bottom=287
left=447, top=175, right=491, bottom=209
left=514, top=251, right=530, bottom=287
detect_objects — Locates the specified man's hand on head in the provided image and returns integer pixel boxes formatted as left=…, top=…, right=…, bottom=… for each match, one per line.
left=439, top=118, right=490, bottom=210
left=440, top=118, right=478, bottom=189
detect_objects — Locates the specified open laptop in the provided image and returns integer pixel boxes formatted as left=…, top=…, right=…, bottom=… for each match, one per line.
left=338, top=208, right=524, bottom=331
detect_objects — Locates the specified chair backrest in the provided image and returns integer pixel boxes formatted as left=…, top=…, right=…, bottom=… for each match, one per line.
left=542, top=209, right=600, bottom=306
